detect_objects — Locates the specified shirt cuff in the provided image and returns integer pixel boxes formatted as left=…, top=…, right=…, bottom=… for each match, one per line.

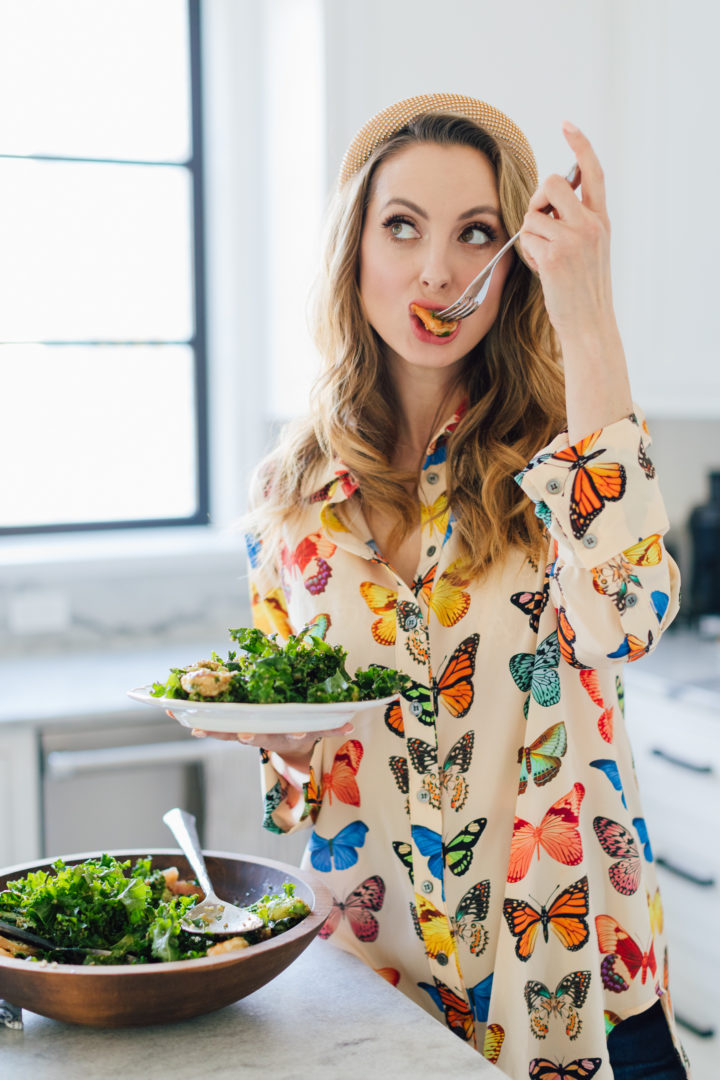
left=516, top=408, right=669, bottom=570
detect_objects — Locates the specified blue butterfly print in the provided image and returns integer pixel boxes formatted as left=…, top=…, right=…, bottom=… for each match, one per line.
left=590, top=759, right=627, bottom=809
left=412, top=825, right=444, bottom=882
left=419, top=974, right=493, bottom=1024
left=308, top=821, right=369, bottom=873
left=651, top=590, right=669, bottom=622
left=424, top=442, right=447, bottom=468
left=534, top=500, right=553, bottom=528
left=244, top=531, right=261, bottom=569
left=632, top=816, right=654, bottom=861
left=467, top=972, right=494, bottom=1023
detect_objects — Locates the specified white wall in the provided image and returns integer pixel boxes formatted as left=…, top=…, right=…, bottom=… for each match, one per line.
left=320, top=0, right=720, bottom=417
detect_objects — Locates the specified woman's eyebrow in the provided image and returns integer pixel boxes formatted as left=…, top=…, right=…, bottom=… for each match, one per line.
left=380, top=197, right=501, bottom=220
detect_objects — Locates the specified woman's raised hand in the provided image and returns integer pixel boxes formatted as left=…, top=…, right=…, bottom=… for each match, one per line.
left=520, top=121, right=632, bottom=443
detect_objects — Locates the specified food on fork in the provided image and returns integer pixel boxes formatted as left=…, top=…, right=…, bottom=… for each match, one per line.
left=410, top=303, right=459, bottom=337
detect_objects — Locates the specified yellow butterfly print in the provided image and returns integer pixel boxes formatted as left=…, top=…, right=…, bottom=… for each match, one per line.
left=622, top=534, right=663, bottom=567
left=251, top=585, right=293, bottom=641
left=647, top=887, right=664, bottom=936
left=360, top=582, right=397, bottom=646
left=320, top=502, right=350, bottom=534
left=420, top=492, right=451, bottom=539
left=414, top=893, right=458, bottom=961
left=429, top=558, right=472, bottom=627
left=483, top=1024, right=505, bottom=1064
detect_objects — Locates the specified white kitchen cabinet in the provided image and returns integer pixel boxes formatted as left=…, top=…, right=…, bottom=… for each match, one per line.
left=0, top=726, right=41, bottom=867
left=624, top=677, right=720, bottom=1078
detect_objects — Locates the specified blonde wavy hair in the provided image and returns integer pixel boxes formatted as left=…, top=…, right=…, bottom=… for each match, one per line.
left=249, top=113, right=566, bottom=580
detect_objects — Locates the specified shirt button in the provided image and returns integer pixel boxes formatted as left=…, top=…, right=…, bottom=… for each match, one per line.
left=426, top=472, right=439, bottom=485
left=625, top=593, right=638, bottom=608
left=410, top=702, right=423, bottom=717
left=582, top=533, right=598, bottom=549
left=426, top=545, right=437, bottom=557
left=405, top=615, right=419, bottom=629
left=417, top=790, right=430, bottom=803
left=435, top=951, right=448, bottom=966
left=421, top=880, right=434, bottom=894
left=545, top=478, right=562, bottom=495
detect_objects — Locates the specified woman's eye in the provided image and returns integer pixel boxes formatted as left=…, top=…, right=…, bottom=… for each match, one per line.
left=384, top=217, right=418, bottom=240
left=459, top=224, right=494, bottom=246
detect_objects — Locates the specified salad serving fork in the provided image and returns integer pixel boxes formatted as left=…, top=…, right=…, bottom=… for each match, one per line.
left=163, top=808, right=263, bottom=935
left=434, top=163, right=580, bottom=323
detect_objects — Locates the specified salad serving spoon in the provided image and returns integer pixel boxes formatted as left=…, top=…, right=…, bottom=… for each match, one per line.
left=434, top=162, right=580, bottom=322
left=163, top=808, right=263, bottom=935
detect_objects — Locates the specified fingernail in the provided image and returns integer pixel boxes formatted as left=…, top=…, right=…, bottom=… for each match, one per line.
left=287, top=732, right=308, bottom=740
left=562, top=120, right=579, bottom=134
left=191, top=728, right=207, bottom=738
left=236, top=733, right=253, bottom=744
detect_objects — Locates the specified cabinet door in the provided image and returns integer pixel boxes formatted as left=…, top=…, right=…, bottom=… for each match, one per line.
left=0, top=727, right=41, bottom=866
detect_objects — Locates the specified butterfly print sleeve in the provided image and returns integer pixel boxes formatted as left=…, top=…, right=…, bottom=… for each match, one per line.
left=516, top=410, right=680, bottom=668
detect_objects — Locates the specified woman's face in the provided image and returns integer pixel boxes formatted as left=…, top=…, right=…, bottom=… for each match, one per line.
left=359, top=142, right=513, bottom=371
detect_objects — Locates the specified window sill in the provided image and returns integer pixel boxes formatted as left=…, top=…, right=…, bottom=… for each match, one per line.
left=0, top=524, right=247, bottom=582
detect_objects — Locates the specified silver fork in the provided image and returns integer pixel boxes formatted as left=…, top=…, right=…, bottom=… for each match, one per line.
left=434, top=163, right=580, bottom=322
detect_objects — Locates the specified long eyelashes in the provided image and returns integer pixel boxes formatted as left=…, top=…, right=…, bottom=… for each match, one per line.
left=381, top=214, right=498, bottom=244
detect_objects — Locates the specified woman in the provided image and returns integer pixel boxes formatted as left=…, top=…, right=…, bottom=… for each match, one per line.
left=208, top=94, right=687, bottom=1078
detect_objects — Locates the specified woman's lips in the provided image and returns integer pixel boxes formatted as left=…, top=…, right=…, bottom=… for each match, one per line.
left=409, top=306, right=462, bottom=345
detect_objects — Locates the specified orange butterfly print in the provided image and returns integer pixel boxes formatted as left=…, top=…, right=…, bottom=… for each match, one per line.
left=412, top=562, right=437, bottom=601
left=281, top=531, right=337, bottom=595
left=579, top=669, right=613, bottom=742
left=359, top=582, right=397, bottom=646
left=305, top=766, right=321, bottom=808
left=418, top=979, right=475, bottom=1043
left=551, top=430, right=627, bottom=539
left=503, top=876, right=590, bottom=961
left=596, top=914, right=657, bottom=992
left=558, top=607, right=589, bottom=670
left=431, top=633, right=480, bottom=718
left=322, top=739, right=364, bottom=806
left=376, top=967, right=400, bottom=986
left=384, top=698, right=404, bottom=738
left=508, top=783, right=585, bottom=882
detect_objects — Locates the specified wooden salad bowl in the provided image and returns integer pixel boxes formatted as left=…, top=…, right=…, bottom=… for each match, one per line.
left=0, top=849, right=332, bottom=1027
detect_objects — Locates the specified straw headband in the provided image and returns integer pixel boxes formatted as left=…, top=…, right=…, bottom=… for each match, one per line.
left=338, top=92, right=538, bottom=191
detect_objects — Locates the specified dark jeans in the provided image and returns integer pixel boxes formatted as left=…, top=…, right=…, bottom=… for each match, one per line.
left=607, top=1001, right=688, bottom=1079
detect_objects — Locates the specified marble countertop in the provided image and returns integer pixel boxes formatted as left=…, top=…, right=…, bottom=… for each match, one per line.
left=1, top=939, right=506, bottom=1079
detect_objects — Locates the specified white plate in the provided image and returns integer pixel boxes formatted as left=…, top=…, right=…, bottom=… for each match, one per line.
left=127, top=686, right=399, bottom=734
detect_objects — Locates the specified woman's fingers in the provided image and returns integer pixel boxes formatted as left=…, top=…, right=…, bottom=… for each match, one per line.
left=560, top=121, right=606, bottom=214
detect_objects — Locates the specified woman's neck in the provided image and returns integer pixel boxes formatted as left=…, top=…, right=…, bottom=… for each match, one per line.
left=386, top=357, right=466, bottom=469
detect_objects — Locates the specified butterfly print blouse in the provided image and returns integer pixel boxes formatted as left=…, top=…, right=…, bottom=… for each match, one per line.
left=247, top=408, right=688, bottom=1079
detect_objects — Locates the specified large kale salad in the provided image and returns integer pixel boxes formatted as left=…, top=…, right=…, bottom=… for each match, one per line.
left=0, top=855, right=309, bottom=965
left=150, top=625, right=410, bottom=705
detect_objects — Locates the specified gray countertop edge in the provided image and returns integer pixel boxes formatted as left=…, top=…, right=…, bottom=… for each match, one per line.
left=1, top=938, right=507, bottom=1079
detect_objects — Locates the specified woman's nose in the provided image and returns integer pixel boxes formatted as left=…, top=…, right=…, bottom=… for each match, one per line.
left=420, top=245, right=452, bottom=292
